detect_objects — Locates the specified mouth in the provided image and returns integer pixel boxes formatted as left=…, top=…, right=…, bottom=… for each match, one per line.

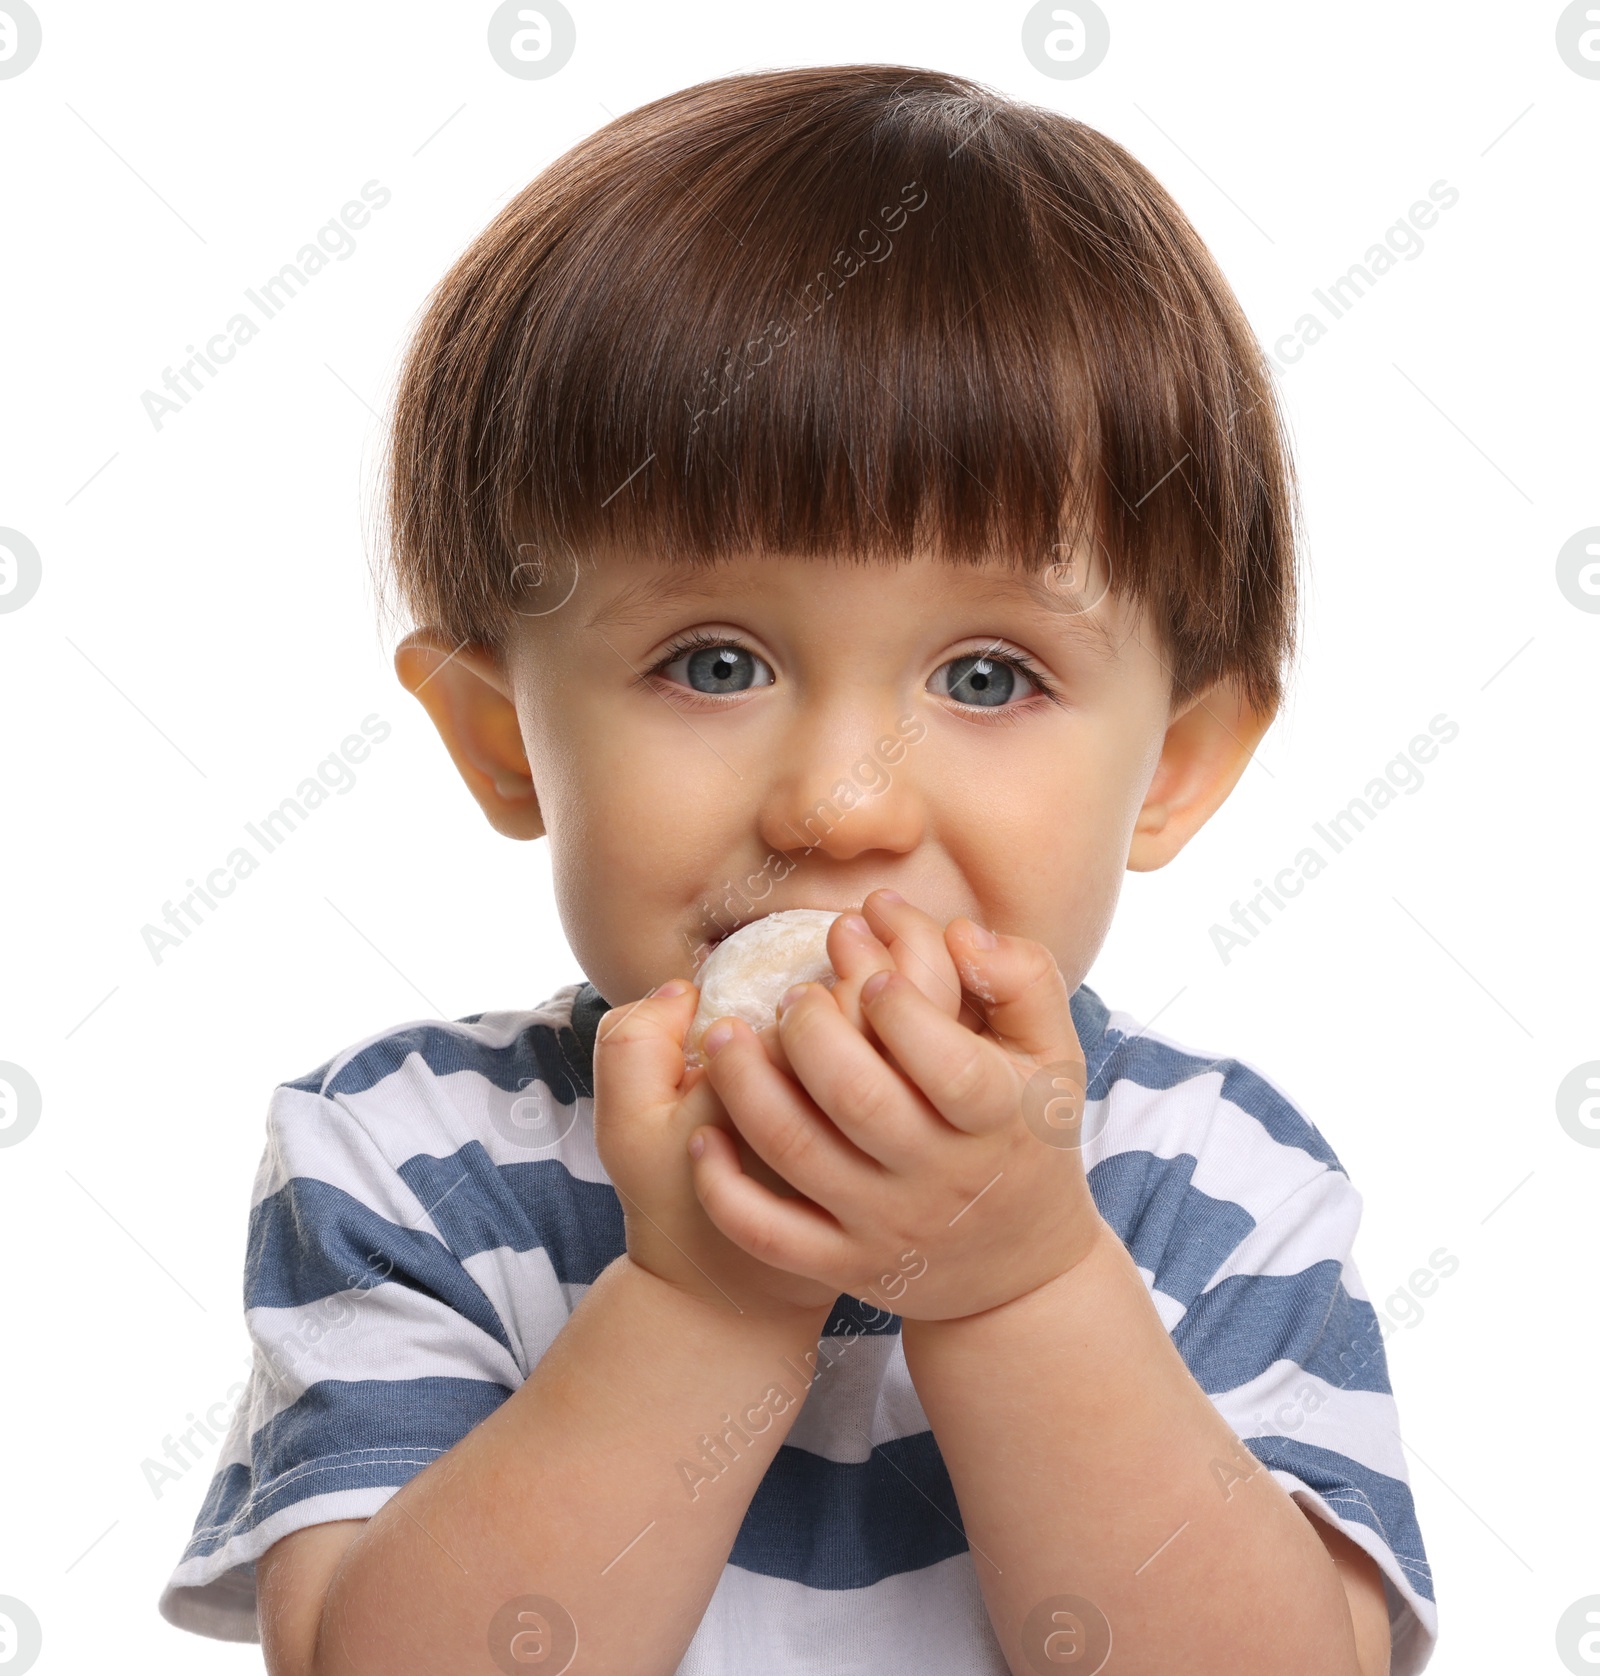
left=702, top=903, right=858, bottom=953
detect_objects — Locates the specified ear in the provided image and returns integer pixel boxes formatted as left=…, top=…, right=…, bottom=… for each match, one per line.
left=394, top=628, right=545, bottom=840
left=1127, top=677, right=1276, bottom=872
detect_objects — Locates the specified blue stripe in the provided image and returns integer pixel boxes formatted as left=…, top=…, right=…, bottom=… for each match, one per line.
left=1175, top=1263, right=1391, bottom=1395
left=398, top=1146, right=626, bottom=1283
left=315, top=1018, right=593, bottom=1104
left=734, top=1432, right=965, bottom=1587
left=820, top=1293, right=902, bottom=1337
left=1069, top=983, right=1112, bottom=1082
left=246, top=1178, right=512, bottom=1354
left=1087, top=1150, right=1255, bottom=1310
left=180, top=1378, right=510, bottom=1560
left=1241, top=1435, right=1433, bottom=1601
left=1092, top=1027, right=1343, bottom=1171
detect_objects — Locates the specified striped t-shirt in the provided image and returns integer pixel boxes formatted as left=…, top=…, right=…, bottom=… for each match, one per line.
left=159, top=979, right=1437, bottom=1672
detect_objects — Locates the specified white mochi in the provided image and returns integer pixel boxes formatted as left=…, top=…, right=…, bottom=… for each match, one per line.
left=685, top=909, right=842, bottom=1067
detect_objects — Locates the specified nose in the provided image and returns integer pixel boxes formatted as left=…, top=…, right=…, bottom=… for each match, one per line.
left=757, top=699, right=924, bottom=862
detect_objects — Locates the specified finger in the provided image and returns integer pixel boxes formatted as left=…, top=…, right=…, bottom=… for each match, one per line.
left=857, top=966, right=1024, bottom=1136
left=773, top=982, right=942, bottom=1167
left=862, top=889, right=975, bottom=1026
left=944, top=919, right=1084, bottom=1071
left=687, top=1124, right=850, bottom=1281
left=703, top=1017, right=881, bottom=1207
left=591, top=980, right=702, bottom=1120
left=822, top=912, right=898, bottom=1038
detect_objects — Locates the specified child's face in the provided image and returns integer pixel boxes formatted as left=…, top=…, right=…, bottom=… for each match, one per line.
left=421, top=549, right=1268, bottom=1007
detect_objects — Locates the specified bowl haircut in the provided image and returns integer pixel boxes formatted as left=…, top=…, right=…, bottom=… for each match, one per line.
left=379, top=64, right=1299, bottom=715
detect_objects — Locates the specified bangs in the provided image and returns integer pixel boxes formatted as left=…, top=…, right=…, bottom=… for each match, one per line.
left=382, top=66, right=1298, bottom=712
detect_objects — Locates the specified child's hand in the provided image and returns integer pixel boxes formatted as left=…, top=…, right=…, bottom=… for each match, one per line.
left=688, top=891, right=1110, bottom=1322
left=591, top=982, right=841, bottom=1320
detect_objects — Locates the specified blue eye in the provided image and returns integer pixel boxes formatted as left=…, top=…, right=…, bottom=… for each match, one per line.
left=657, top=637, right=774, bottom=695
left=935, top=652, right=1038, bottom=708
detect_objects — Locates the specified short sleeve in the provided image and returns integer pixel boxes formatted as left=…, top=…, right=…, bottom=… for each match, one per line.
left=157, top=1076, right=529, bottom=1642
left=1170, top=1164, right=1438, bottom=1674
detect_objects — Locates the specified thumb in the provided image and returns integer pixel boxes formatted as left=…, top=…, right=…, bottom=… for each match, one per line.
left=591, top=980, right=701, bottom=1119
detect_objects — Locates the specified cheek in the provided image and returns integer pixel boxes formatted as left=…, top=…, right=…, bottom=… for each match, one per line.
left=535, top=722, right=738, bottom=988
left=950, top=724, right=1151, bottom=976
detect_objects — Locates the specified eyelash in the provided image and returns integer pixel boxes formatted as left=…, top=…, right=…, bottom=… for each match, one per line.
left=642, top=629, right=1067, bottom=721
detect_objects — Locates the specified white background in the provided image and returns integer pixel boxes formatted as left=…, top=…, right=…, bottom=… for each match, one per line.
left=1, top=2, right=1594, bottom=1671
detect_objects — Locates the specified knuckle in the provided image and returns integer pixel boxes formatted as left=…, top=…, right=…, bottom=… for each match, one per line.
left=940, top=1039, right=992, bottom=1108
left=767, top=1114, right=815, bottom=1175
left=837, top=1060, right=894, bottom=1126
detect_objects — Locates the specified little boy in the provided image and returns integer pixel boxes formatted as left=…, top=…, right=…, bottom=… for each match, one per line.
left=160, top=64, right=1435, bottom=1674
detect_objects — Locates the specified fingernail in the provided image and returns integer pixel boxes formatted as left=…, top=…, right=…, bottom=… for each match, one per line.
left=874, top=888, right=905, bottom=905
left=653, top=978, right=689, bottom=998
left=703, top=1020, right=734, bottom=1056
left=966, top=921, right=998, bottom=948
left=839, top=914, right=873, bottom=940
left=778, top=984, right=807, bottom=1015
left=861, top=970, right=893, bottom=1003
left=688, top=1132, right=706, bottom=1160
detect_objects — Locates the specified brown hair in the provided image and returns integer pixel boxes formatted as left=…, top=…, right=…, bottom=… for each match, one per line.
left=378, top=63, right=1299, bottom=713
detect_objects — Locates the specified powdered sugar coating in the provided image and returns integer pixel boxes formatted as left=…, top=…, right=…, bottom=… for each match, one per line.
left=685, top=909, right=842, bottom=1067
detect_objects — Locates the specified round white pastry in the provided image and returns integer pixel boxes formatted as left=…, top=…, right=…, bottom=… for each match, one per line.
left=685, top=909, right=842, bottom=1067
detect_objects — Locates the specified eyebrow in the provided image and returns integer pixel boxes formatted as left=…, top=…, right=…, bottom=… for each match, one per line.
left=584, top=568, right=731, bottom=630
left=950, top=566, right=1123, bottom=664
left=584, top=561, right=1123, bottom=663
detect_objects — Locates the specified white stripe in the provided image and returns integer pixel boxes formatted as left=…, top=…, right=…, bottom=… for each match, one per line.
left=160, top=1484, right=403, bottom=1642
left=251, top=1082, right=449, bottom=1223
left=1209, top=1359, right=1409, bottom=1483
left=782, top=1332, right=930, bottom=1462
left=245, top=1283, right=522, bottom=1427
left=459, top=1244, right=583, bottom=1375
left=1200, top=1168, right=1363, bottom=1290
left=1084, top=1072, right=1331, bottom=1225
left=678, top=1551, right=1009, bottom=1676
